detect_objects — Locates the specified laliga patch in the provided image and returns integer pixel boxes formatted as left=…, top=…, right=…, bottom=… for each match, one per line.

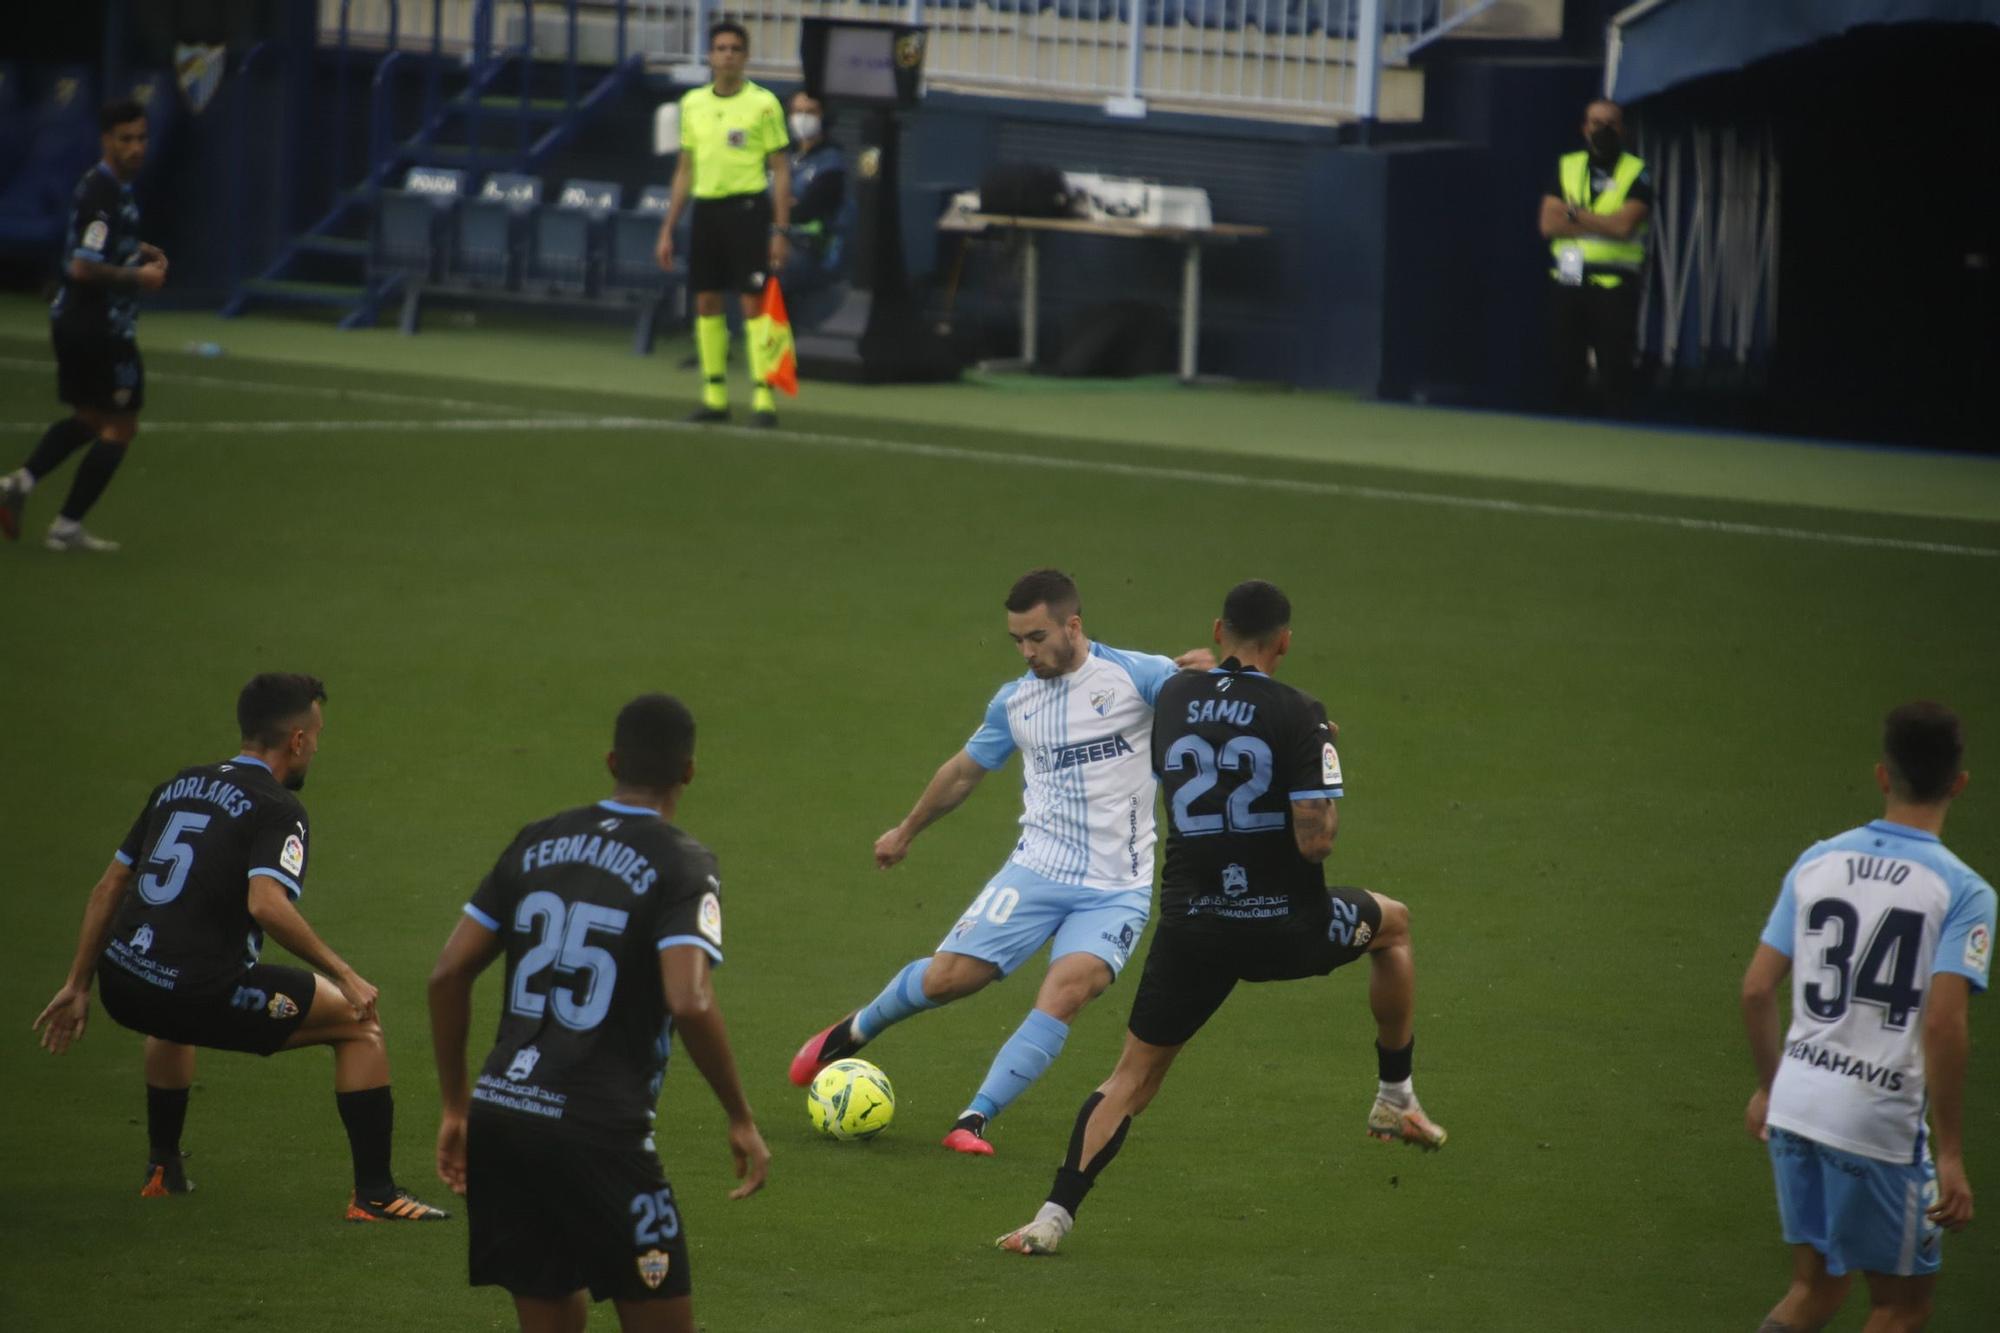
left=1968, top=923, right=1992, bottom=974
left=636, top=1248, right=671, bottom=1290
left=697, top=891, right=723, bottom=948
left=266, top=992, right=299, bottom=1020
left=1322, top=743, right=1343, bottom=787
left=280, top=833, right=306, bottom=877
left=82, top=219, right=108, bottom=253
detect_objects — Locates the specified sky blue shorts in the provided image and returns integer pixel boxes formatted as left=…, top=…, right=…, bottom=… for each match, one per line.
left=1769, top=1127, right=1941, bottom=1277
left=936, top=861, right=1149, bottom=979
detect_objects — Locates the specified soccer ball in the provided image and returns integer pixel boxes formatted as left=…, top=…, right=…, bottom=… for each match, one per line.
left=807, top=1058, right=896, bottom=1141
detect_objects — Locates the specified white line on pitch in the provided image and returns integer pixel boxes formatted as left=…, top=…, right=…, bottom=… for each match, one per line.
left=3, top=409, right=1992, bottom=559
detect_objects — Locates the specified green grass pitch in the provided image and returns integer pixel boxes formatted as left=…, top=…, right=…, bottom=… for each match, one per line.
left=1, top=309, right=1996, bottom=1330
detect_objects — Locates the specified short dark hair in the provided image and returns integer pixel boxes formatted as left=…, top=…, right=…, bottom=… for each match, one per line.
left=237, top=673, right=326, bottom=747
left=1883, top=701, right=1964, bottom=803
left=1005, top=568, right=1081, bottom=620
left=615, top=693, right=697, bottom=790
left=709, top=20, right=749, bottom=52
left=101, top=98, right=145, bottom=133
left=1220, top=580, right=1291, bottom=643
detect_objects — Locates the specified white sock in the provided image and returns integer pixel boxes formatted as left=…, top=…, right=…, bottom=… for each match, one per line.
left=6, top=467, right=31, bottom=492
left=49, top=516, right=78, bottom=534
left=1378, top=1077, right=1414, bottom=1106
left=1034, top=1201, right=1074, bottom=1234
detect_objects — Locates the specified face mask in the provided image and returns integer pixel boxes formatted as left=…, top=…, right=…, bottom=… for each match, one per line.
left=1588, top=126, right=1621, bottom=158
left=790, top=113, right=821, bottom=143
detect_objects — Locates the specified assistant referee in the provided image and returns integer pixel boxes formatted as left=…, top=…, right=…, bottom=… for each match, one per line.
left=658, top=22, right=791, bottom=427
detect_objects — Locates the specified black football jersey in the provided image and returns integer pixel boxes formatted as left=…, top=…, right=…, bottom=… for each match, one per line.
left=467, top=801, right=724, bottom=1146
left=105, top=756, right=312, bottom=994
left=1154, top=660, right=1344, bottom=932
left=52, top=163, right=142, bottom=340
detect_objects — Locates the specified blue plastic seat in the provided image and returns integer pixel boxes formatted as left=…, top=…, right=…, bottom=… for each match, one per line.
left=606, top=185, right=675, bottom=295
left=530, top=178, right=621, bottom=294
left=452, top=172, right=541, bottom=287
left=373, top=166, right=466, bottom=284
left=0, top=65, right=100, bottom=252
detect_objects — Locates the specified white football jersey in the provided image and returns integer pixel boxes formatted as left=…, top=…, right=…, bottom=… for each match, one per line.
left=965, top=642, right=1178, bottom=892
left=1762, top=820, right=1994, bottom=1163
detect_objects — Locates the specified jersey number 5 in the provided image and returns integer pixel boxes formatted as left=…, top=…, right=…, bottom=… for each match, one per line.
left=509, top=891, right=630, bottom=1031
left=139, top=812, right=213, bottom=905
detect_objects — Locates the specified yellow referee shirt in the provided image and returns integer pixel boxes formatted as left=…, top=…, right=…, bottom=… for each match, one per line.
left=679, top=81, right=788, bottom=199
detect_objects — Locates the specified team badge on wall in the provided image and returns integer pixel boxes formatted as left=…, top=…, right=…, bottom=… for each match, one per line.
left=175, top=43, right=226, bottom=114
left=636, top=1249, right=671, bottom=1290
left=895, top=34, right=924, bottom=68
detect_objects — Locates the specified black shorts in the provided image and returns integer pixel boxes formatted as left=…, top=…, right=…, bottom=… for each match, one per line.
left=1127, top=887, right=1384, bottom=1048
left=467, top=1107, right=692, bottom=1303
left=53, top=327, right=144, bottom=413
left=688, top=193, right=772, bottom=297
left=98, top=959, right=316, bottom=1055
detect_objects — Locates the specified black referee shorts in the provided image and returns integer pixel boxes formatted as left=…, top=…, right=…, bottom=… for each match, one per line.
left=98, top=959, right=316, bottom=1056
left=1127, top=887, right=1384, bottom=1049
left=688, top=193, right=772, bottom=297
left=467, top=1106, right=692, bottom=1304
left=53, top=326, right=144, bottom=413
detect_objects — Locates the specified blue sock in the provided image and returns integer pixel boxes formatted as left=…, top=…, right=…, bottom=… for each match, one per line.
left=854, top=957, right=937, bottom=1041
left=967, top=1009, right=1070, bottom=1122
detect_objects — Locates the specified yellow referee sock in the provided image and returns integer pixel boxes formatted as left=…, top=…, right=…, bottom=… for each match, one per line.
left=745, top=314, right=776, bottom=414
left=696, top=315, right=729, bottom=411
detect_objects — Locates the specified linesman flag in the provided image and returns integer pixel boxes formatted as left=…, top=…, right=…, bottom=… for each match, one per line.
left=760, top=277, right=798, bottom=397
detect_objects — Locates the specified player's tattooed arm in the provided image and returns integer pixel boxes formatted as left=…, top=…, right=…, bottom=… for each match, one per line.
left=1290, top=798, right=1337, bottom=863
left=875, top=749, right=989, bottom=868
left=31, top=857, right=137, bottom=1054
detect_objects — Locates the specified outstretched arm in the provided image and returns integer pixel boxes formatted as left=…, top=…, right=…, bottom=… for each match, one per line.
left=663, top=945, right=769, bottom=1199
left=1739, top=943, right=1791, bottom=1141
left=875, top=748, right=990, bottom=868
left=31, top=857, right=135, bottom=1054
left=427, top=914, right=505, bottom=1194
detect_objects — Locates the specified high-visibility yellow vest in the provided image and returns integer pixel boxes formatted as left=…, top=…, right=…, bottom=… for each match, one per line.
left=1551, top=151, right=1648, bottom=288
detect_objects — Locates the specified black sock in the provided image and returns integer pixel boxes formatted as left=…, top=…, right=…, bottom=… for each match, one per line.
left=336, top=1086, right=395, bottom=1199
left=1046, top=1091, right=1133, bottom=1219
left=24, top=417, right=94, bottom=481
left=58, top=439, right=127, bottom=523
left=1377, top=1037, right=1415, bottom=1085
left=146, top=1085, right=190, bottom=1163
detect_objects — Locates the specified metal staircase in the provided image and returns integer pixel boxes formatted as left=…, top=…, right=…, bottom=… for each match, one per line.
left=222, top=0, right=641, bottom=329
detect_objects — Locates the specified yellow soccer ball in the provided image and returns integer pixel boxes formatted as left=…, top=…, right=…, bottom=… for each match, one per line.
left=807, top=1058, right=896, bottom=1141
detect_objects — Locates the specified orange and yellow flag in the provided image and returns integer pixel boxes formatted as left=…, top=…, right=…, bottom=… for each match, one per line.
left=762, top=277, right=799, bottom=397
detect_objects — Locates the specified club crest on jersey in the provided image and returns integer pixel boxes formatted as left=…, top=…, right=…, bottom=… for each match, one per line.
left=266, top=992, right=299, bottom=1020
left=698, top=892, right=723, bottom=948
left=1221, top=863, right=1249, bottom=897
left=132, top=924, right=154, bottom=954
left=1970, top=923, right=1992, bottom=974
left=637, top=1248, right=672, bottom=1290
left=280, top=833, right=306, bottom=876
left=507, top=1046, right=542, bottom=1082
left=1089, top=688, right=1116, bottom=717
left=1353, top=921, right=1373, bottom=948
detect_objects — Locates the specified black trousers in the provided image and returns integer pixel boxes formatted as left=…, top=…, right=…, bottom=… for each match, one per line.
left=1550, top=279, right=1640, bottom=417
